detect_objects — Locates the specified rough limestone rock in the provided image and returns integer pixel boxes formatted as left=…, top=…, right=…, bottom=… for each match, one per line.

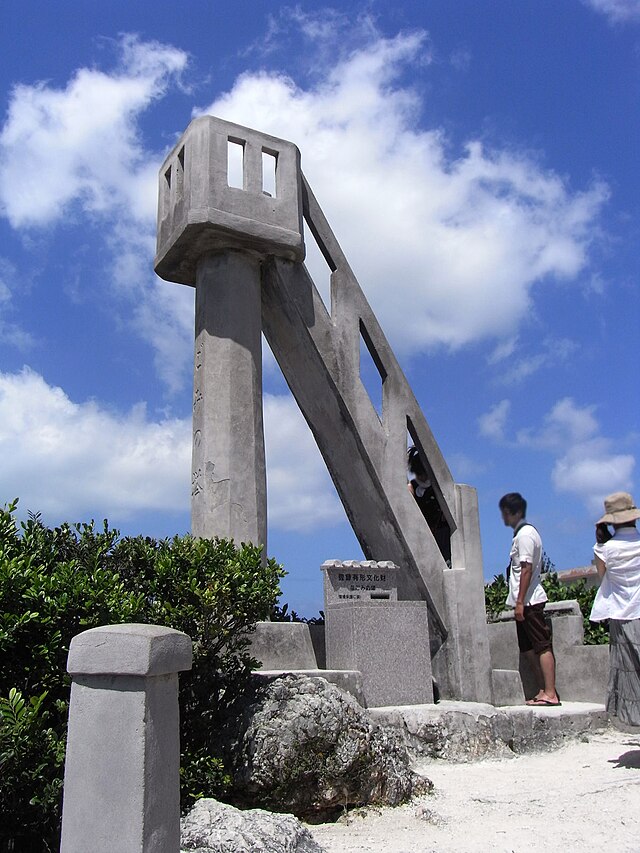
left=369, top=701, right=609, bottom=762
left=220, top=674, right=431, bottom=817
left=180, top=798, right=325, bottom=853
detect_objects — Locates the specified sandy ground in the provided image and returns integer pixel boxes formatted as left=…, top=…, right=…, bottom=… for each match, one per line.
left=308, top=729, right=640, bottom=853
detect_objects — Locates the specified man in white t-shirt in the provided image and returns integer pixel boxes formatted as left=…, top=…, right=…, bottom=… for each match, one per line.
left=499, top=492, right=560, bottom=706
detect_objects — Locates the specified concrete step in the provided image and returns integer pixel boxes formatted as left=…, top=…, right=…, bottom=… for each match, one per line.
left=369, top=699, right=608, bottom=761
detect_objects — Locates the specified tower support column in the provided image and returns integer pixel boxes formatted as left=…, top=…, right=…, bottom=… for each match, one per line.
left=191, top=250, right=267, bottom=549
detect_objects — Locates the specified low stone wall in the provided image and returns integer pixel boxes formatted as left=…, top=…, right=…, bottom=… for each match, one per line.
left=251, top=599, right=611, bottom=709
left=249, top=623, right=365, bottom=703
left=251, top=610, right=434, bottom=708
left=487, top=600, right=609, bottom=704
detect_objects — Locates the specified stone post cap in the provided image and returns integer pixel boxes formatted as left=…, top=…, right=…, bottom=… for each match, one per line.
left=320, top=559, right=399, bottom=571
left=67, top=624, right=193, bottom=677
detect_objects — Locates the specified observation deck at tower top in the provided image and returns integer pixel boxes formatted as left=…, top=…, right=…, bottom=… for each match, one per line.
left=155, top=115, right=306, bottom=287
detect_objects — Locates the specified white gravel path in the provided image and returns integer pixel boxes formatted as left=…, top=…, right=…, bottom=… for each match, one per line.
left=308, top=729, right=640, bottom=853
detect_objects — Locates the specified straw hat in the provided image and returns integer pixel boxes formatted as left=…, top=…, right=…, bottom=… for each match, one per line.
left=597, top=492, right=640, bottom=525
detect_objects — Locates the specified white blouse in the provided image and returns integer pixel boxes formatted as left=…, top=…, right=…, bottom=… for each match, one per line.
left=590, top=526, right=640, bottom=621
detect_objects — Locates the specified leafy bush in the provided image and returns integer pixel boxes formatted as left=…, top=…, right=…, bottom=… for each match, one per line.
left=0, top=688, right=66, bottom=852
left=484, top=572, right=510, bottom=619
left=0, top=501, right=284, bottom=852
left=269, top=601, right=325, bottom=624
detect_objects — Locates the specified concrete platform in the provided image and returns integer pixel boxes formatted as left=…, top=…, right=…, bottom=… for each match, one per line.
left=369, top=699, right=608, bottom=761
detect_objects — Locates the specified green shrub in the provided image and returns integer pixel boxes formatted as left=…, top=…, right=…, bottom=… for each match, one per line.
left=0, top=500, right=284, bottom=851
left=0, top=688, right=66, bottom=852
left=269, top=601, right=325, bottom=624
left=484, top=573, right=509, bottom=619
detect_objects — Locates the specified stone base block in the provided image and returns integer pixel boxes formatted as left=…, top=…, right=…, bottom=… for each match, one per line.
left=487, top=619, right=519, bottom=671
left=557, top=645, right=609, bottom=704
left=551, top=615, right=585, bottom=648
left=491, top=669, right=525, bottom=706
left=250, top=622, right=318, bottom=670
left=326, top=601, right=433, bottom=707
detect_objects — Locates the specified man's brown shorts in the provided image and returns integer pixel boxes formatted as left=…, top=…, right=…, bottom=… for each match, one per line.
left=517, top=602, right=552, bottom=654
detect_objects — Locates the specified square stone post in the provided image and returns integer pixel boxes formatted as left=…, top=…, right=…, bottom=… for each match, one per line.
left=60, top=624, right=193, bottom=853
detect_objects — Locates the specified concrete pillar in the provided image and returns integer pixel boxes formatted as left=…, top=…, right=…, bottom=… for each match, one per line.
left=60, top=624, right=193, bottom=853
left=191, top=250, right=267, bottom=549
left=446, top=484, right=493, bottom=703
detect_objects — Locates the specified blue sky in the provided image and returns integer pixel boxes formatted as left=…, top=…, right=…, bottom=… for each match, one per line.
left=1, top=0, right=638, bottom=615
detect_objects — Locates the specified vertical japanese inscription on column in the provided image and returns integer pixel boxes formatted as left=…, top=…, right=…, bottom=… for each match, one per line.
left=192, top=342, right=204, bottom=498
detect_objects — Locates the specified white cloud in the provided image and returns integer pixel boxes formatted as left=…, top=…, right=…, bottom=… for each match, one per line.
left=264, top=395, right=343, bottom=532
left=488, top=337, right=518, bottom=365
left=534, top=399, right=636, bottom=512
left=552, top=439, right=635, bottom=514
left=0, top=257, right=32, bottom=350
left=0, top=368, right=340, bottom=533
left=581, top=0, right=640, bottom=22
left=480, top=395, right=636, bottom=513
left=517, top=397, right=599, bottom=449
left=133, top=281, right=195, bottom=394
left=449, top=48, right=472, bottom=72
left=478, top=399, right=511, bottom=442
left=0, top=367, right=190, bottom=520
left=491, top=337, right=579, bottom=385
left=246, top=7, right=398, bottom=66
left=0, top=35, right=186, bottom=228
left=448, top=452, right=487, bottom=481
left=0, top=36, right=192, bottom=391
left=200, top=25, right=608, bottom=356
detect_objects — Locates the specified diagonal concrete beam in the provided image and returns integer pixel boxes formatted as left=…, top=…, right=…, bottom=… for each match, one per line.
left=261, top=256, right=447, bottom=649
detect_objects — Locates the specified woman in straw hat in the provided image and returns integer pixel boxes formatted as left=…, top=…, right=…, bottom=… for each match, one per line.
left=590, top=492, right=640, bottom=727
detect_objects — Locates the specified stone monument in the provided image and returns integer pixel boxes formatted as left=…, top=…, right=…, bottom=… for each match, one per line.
left=155, top=115, right=494, bottom=704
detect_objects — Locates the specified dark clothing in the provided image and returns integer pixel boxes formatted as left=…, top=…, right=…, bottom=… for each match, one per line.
left=516, top=602, right=552, bottom=654
left=410, top=478, right=451, bottom=563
